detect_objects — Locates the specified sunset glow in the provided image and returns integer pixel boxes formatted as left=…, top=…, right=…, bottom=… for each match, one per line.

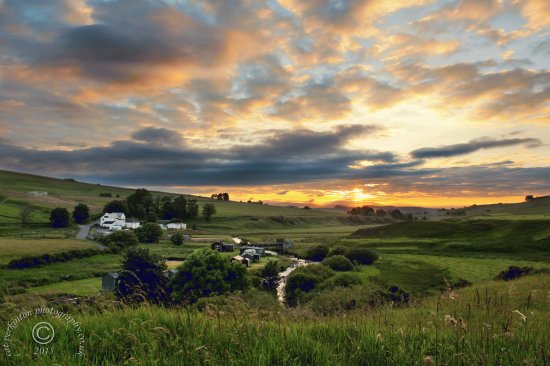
left=1, top=0, right=549, bottom=207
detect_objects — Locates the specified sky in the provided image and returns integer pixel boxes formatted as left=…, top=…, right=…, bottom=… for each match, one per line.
left=0, top=0, right=549, bottom=208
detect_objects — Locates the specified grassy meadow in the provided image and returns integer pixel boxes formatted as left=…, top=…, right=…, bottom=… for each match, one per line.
left=0, top=169, right=549, bottom=365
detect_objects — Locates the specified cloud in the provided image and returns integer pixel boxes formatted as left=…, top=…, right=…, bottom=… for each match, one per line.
left=131, top=127, right=183, bottom=146
left=411, top=138, right=542, bottom=158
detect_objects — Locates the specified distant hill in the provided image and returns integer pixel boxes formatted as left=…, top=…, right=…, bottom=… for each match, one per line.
left=460, top=196, right=550, bottom=216
left=0, top=169, right=394, bottom=231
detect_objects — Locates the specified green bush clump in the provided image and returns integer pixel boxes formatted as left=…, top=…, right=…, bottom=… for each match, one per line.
left=285, top=264, right=334, bottom=306
left=322, top=255, right=354, bottom=271
left=304, top=245, right=330, bottom=261
left=8, top=248, right=108, bottom=269
left=344, top=248, right=379, bottom=265
left=102, top=230, right=139, bottom=250
left=329, top=246, right=348, bottom=256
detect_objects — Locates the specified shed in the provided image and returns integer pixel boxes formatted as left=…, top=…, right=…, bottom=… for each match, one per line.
left=231, top=255, right=250, bottom=267
left=102, top=272, right=119, bottom=291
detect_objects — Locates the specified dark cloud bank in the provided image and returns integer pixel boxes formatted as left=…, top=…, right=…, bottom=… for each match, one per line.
left=1, top=127, right=548, bottom=196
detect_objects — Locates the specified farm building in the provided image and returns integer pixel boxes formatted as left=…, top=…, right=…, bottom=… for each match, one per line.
left=27, top=191, right=48, bottom=196
left=166, top=223, right=187, bottom=229
left=102, top=272, right=119, bottom=291
left=242, top=249, right=261, bottom=263
left=231, top=255, right=249, bottom=267
left=101, top=212, right=126, bottom=230
left=124, top=221, right=140, bottom=229
left=211, top=241, right=235, bottom=252
left=240, top=246, right=265, bottom=256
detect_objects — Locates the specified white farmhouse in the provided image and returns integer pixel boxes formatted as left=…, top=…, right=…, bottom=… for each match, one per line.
left=166, top=223, right=187, bottom=230
left=124, top=221, right=141, bottom=229
left=100, top=212, right=126, bottom=230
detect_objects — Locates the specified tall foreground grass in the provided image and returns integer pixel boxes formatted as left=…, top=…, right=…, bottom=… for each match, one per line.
left=2, top=274, right=549, bottom=365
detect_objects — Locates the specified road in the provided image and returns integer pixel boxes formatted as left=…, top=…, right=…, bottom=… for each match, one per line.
left=76, top=224, right=91, bottom=240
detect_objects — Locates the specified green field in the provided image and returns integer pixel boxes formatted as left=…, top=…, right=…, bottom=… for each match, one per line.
left=28, top=277, right=101, bottom=296
left=0, top=239, right=97, bottom=265
left=1, top=169, right=549, bottom=365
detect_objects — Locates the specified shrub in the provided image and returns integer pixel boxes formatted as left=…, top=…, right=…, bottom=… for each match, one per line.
left=322, top=255, right=354, bottom=271
left=8, top=248, right=107, bottom=269
left=135, top=223, right=163, bottom=243
left=495, top=266, right=534, bottom=281
left=72, top=203, right=90, bottom=224
left=171, top=249, right=248, bottom=304
left=170, top=232, right=184, bottom=245
left=259, top=260, right=283, bottom=291
left=344, top=248, right=379, bottom=265
left=318, top=273, right=362, bottom=291
left=304, top=245, right=330, bottom=261
left=104, top=230, right=139, bottom=250
left=285, top=264, right=334, bottom=306
left=50, top=207, right=70, bottom=228
left=116, top=247, right=171, bottom=305
left=329, top=246, right=348, bottom=256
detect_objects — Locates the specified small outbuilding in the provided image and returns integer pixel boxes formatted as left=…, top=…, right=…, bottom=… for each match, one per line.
left=166, top=223, right=187, bottom=230
left=211, top=241, right=235, bottom=252
left=231, top=255, right=250, bottom=267
left=102, top=272, right=119, bottom=291
left=240, top=246, right=265, bottom=256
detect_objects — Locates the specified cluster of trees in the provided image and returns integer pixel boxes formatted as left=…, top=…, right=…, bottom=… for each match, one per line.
left=115, top=248, right=248, bottom=305
left=304, top=245, right=379, bottom=266
left=210, top=193, right=229, bottom=201
left=103, top=188, right=214, bottom=222
left=347, top=206, right=416, bottom=221
left=48, top=203, right=91, bottom=228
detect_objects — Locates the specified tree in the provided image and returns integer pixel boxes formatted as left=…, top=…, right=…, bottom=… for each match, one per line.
left=103, top=230, right=139, bottom=250
left=202, top=203, right=216, bottom=222
left=525, top=195, right=535, bottom=201
left=116, top=247, right=170, bottom=305
left=126, top=188, right=155, bottom=219
left=103, top=200, right=127, bottom=214
left=322, top=255, right=353, bottom=271
left=135, top=223, right=163, bottom=243
left=344, top=248, right=378, bottom=265
left=222, top=193, right=229, bottom=201
left=187, top=200, right=199, bottom=219
left=375, top=209, right=386, bottom=217
left=146, top=212, right=158, bottom=223
left=171, top=249, right=248, bottom=303
left=304, top=245, right=330, bottom=261
left=72, top=203, right=90, bottom=224
left=348, top=206, right=374, bottom=216
left=173, top=195, right=187, bottom=220
left=49, top=207, right=70, bottom=228
left=390, top=209, right=405, bottom=220
left=260, top=260, right=281, bottom=291
left=170, top=232, right=184, bottom=245
left=19, top=204, right=33, bottom=237
left=160, top=197, right=175, bottom=220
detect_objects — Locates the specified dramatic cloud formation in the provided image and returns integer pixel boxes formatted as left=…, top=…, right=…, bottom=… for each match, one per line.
left=411, top=138, right=542, bottom=159
left=0, top=0, right=549, bottom=206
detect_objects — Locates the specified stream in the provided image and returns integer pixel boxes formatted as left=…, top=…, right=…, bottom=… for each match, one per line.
left=276, top=258, right=316, bottom=304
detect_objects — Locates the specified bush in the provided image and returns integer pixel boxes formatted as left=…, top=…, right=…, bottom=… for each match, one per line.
left=72, top=203, right=90, bottom=224
left=170, top=232, right=184, bottom=245
left=285, top=264, right=334, bottom=306
left=329, top=246, right=348, bottom=256
left=344, top=248, right=379, bottom=265
left=50, top=207, right=70, bottom=228
left=116, top=247, right=171, bottom=305
left=171, top=249, right=248, bottom=304
left=495, top=266, right=534, bottom=281
left=135, top=223, right=163, bottom=243
left=304, top=245, right=330, bottom=261
left=322, top=255, right=354, bottom=271
left=103, top=230, right=139, bottom=250
left=8, top=248, right=107, bottom=269
left=318, top=273, right=362, bottom=290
